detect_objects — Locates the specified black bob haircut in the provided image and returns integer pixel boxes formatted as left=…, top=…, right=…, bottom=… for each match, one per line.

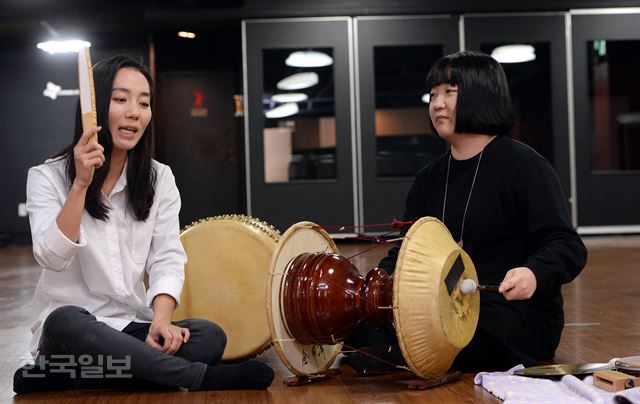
left=425, top=51, right=513, bottom=136
left=56, top=54, right=156, bottom=222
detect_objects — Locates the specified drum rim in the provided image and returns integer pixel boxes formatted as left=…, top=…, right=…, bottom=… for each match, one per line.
left=181, top=214, right=280, bottom=241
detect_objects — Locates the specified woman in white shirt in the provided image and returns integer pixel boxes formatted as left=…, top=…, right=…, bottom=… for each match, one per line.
left=14, top=54, right=274, bottom=393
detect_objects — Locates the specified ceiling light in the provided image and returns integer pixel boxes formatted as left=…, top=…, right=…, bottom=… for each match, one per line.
left=37, top=40, right=91, bottom=54
left=421, top=93, right=430, bottom=104
left=271, top=93, right=308, bottom=103
left=178, top=31, right=196, bottom=39
left=285, top=50, right=333, bottom=67
left=276, top=72, right=319, bottom=91
left=265, top=103, right=299, bottom=119
left=491, top=44, right=536, bottom=63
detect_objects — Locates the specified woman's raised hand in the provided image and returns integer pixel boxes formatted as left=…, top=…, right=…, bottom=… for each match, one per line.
left=73, top=126, right=104, bottom=188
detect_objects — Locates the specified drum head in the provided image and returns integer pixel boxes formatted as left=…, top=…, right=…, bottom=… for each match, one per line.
left=393, top=217, right=480, bottom=378
left=267, top=221, right=342, bottom=376
left=174, top=215, right=279, bottom=361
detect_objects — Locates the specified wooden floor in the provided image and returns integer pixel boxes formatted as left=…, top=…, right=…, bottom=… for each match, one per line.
left=1, top=235, right=639, bottom=403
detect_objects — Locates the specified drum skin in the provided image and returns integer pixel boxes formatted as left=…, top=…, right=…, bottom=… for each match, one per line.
left=394, top=217, right=480, bottom=378
left=173, top=215, right=279, bottom=361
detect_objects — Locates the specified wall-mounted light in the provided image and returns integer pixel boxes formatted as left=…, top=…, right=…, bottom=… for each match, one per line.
left=277, top=72, right=319, bottom=91
left=43, top=81, right=79, bottom=100
left=285, top=50, right=333, bottom=68
left=491, top=44, right=536, bottom=63
left=271, top=93, right=308, bottom=103
left=421, top=93, right=430, bottom=104
left=265, top=103, right=299, bottom=119
left=37, top=40, right=91, bottom=54
left=178, top=31, right=196, bottom=39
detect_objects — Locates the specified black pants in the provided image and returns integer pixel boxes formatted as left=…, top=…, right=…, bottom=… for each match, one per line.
left=32, top=305, right=226, bottom=390
left=344, top=298, right=558, bottom=373
left=451, top=298, right=558, bottom=372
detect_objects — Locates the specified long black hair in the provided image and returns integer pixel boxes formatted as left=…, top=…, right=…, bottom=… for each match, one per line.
left=55, top=54, right=156, bottom=221
left=425, top=51, right=513, bottom=136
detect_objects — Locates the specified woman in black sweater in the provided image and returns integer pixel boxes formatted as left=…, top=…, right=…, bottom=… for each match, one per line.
left=345, top=51, right=587, bottom=372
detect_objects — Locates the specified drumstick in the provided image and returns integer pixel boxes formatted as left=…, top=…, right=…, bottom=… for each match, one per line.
left=476, top=284, right=500, bottom=292
left=459, top=279, right=501, bottom=294
left=78, top=46, right=98, bottom=142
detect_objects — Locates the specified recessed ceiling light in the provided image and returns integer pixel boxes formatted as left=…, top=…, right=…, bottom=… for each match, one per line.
left=178, top=31, right=196, bottom=39
left=265, top=103, right=299, bottom=119
left=285, top=50, right=333, bottom=68
left=276, top=72, right=319, bottom=91
left=271, top=93, right=308, bottom=103
left=491, top=44, right=536, bottom=63
left=36, top=40, right=91, bottom=54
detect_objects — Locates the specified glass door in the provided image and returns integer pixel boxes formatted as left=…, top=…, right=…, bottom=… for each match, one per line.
left=464, top=14, right=573, bottom=222
left=572, top=11, right=640, bottom=229
left=243, top=18, right=355, bottom=231
left=355, top=16, right=459, bottom=226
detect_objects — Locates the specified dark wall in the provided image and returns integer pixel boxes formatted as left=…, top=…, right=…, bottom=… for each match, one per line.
left=146, top=0, right=640, bottom=22
left=153, top=24, right=246, bottom=225
left=0, top=22, right=245, bottom=244
left=0, top=37, right=147, bottom=243
left=0, top=49, right=77, bottom=241
left=155, top=70, right=244, bottom=226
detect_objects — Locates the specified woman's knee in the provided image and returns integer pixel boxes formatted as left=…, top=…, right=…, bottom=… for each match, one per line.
left=187, top=319, right=227, bottom=363
left=42, top=305, right=90, bottom=338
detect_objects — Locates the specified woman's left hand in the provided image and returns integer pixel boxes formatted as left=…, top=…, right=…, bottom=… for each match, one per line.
left=146, top=322, right=190, bottom=355
left=498, top=267, right=537, bottom=300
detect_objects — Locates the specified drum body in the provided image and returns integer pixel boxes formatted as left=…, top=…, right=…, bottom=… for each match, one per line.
left=174, top=215, right=279, bottom=361
left=267, top=222, right=343, bottom=376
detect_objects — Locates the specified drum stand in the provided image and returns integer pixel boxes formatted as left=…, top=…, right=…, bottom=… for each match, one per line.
left=284, top=369, right=342, bottom=386
left=407, top=371, right=462, bottom=390
left=284, top=368, right=462, bottom=390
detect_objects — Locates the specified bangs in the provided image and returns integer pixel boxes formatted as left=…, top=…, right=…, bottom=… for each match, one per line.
left=425, top=59, right=461, bottom=90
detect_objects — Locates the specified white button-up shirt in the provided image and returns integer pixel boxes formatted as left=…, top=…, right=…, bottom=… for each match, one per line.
left=26, top=156, right=187, bottom=356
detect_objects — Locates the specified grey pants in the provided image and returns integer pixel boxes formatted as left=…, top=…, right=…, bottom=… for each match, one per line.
left=38, top=305, right=226, bottom=390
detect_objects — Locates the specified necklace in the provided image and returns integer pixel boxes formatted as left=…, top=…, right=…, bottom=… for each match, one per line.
left=442, top=149, right=483, bottom=248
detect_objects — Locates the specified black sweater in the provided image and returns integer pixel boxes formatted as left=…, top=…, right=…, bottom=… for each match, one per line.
left=380, top=136, right=587, bottom=358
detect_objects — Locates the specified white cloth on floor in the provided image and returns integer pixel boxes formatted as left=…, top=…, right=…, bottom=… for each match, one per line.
left=474, top=364, right=640, bottom=404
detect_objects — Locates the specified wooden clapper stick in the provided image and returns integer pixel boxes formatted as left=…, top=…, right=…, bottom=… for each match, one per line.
left=78, top=46, right=98, bottom=141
